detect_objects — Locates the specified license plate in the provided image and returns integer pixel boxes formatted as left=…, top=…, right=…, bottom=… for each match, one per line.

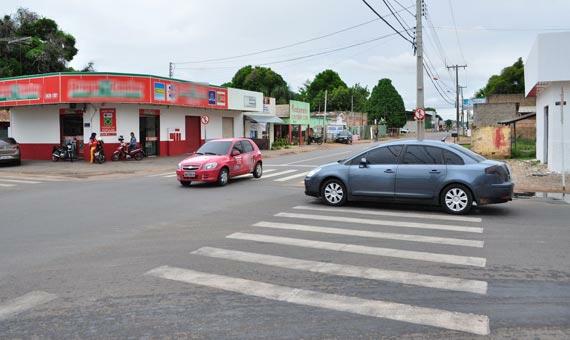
left=184, top=171, right=196, bottom=178
left=0, top=156, right=12, bottom=160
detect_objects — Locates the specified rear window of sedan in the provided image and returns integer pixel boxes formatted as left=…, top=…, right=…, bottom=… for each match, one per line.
left=448, top=144, right=486, bottom=162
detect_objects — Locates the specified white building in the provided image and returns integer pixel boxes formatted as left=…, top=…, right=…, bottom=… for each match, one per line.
left=525, top=32, right=570, bottom=172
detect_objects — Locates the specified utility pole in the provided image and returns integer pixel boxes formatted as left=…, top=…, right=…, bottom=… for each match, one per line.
left=556, top=87, right=567, bottom=193
left=459, top=85, right=466, bottom=135
left=447, top=64, right=467, bottom=142
left=169, top=62, right=174, bottom=78
left=323, top=89, right=328, bottom=143
left=415, top=0, right=425, bottom=141
left=350, top=94, right=354, bottom=129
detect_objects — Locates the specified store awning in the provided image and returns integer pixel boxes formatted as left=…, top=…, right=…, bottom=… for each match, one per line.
left=244, top=114, right=285, bottom=124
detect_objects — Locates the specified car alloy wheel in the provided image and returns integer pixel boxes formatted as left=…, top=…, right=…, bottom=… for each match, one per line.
left=442, top=185, right=472, bottom=214
left=253, top=162, right=262, bottom=178
left=218, top=168, right=229, bottom=186
left=321, top=179, right=347, bottom=206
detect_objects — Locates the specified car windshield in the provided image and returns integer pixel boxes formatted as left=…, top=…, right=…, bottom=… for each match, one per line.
left=448, top=143, right=486, bottom=162
left=195, top=141, right=231, bottom=155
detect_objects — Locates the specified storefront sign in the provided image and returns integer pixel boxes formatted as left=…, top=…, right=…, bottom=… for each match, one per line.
left=99, top=108, right=117, bottom=136
left=139, top=108, right=160, bottom=116
left=0, top=73, right=228, bottom=110
left=289, top=100, right=310, bottom=125
left=244, top=95, right=257, bottom=108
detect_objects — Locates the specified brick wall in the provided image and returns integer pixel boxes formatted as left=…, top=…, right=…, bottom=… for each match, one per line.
left=473, top=103, right=517, bottom=127
left=486, top=94, right=536, bottom=106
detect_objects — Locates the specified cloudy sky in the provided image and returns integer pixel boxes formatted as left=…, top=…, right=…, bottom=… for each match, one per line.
left=5, top=0, right=570, bottom=118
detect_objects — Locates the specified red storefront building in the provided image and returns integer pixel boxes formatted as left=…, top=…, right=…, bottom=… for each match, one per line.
left=0, top=72, right=251, bottom=160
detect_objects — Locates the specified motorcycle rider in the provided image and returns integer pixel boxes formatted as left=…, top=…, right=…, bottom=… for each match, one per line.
left=118, top=135, right=131, bottom=159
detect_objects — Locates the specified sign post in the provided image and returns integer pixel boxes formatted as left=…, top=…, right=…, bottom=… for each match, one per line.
left=201, top=115, right=209, bottom=141
left=556, top=87, right=567, bottom=194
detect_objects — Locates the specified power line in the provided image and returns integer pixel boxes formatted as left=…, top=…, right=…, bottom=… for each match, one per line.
left=391, top=0, right=416, bottom=17
left=448, top=0, right=466, bottom=63
left=435, top=25, right=570, bottom=32
left=361, top=0, right=415, bottom=46
left=381, top=0, right=414, bottom=39
left=173, top=4, right=413, bottom=65
left=424, top=63, right=454, bottom=105
left=176, top=31, right=405, bottom=70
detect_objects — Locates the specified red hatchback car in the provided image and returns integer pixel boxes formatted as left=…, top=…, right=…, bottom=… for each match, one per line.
left=176, top=138, right=263, bottom=187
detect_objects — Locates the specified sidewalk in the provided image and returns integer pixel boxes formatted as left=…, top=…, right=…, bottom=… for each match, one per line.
left=0, top=141, right=373, bottom=179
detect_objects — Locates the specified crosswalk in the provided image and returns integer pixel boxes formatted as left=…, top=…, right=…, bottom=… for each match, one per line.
left=0, top=175, right=66, bottom=190
left=146, top=205, right=491, bottom=335
left=0, top=291, right=57, bottom=321
left=149, top=166, right=312, bottom=185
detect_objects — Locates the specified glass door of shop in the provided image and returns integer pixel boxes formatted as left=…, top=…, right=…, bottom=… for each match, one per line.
left=60, top=114, right=84, bottom=159
left=140, top=115, right=160, bottom=156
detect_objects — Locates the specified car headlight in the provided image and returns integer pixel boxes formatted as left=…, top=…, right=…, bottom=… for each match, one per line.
left=306, top=167, right=321, bottom=178
left=177, top=163, right=183, bottom=170
left=204, top=162, right=218, bottom=170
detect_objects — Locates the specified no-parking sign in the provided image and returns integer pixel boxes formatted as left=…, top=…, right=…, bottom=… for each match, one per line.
left=414, top=108, right=425, bottom=120
left=201, top=115, right=209, bottom=125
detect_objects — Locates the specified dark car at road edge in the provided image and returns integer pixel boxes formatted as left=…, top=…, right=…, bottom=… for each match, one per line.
left=304, top=139, right=514, bottom=214
left=0, top=137, right=21, bottom=166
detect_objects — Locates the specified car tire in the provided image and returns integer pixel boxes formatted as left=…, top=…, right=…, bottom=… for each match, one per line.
left=441, top=184, right=473, bottom=215
left=217, top=167, right=229, bottom=186
left=180, top=181, right=191, bottom=187
left=320, top=178, right=347, bottom=206
left=253, top=162, right=262, bottom=178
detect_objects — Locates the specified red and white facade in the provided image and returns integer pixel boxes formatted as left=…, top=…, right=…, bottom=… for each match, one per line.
left=0, top=72, right=263, bottom=160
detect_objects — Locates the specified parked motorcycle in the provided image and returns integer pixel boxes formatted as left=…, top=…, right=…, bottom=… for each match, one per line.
left=112, top=138, right=145, bottom=161
left=52, top=142, right=74, bottom=162
left=94, top=139, right=105, bottom=164
left=307, top=135, right=323, bottom=145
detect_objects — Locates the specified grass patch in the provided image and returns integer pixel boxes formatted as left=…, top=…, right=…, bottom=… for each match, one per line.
left=459, top=143, right=472, bottom=150
left=511, top=138, right=536, bottom=159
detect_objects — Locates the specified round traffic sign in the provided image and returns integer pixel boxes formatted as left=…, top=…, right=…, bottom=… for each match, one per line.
left=201, top=115, right=209, bottom=125
left=414, top=108, right=425, bottom=120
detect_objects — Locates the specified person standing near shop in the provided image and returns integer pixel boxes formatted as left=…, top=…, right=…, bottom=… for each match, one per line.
left=89, top=132, right=97, bottom=163
left=129, top=132, right=137, bottom=152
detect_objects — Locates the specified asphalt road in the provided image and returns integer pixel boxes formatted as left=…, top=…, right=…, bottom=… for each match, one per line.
left=0, top=139, right=569, bottom=339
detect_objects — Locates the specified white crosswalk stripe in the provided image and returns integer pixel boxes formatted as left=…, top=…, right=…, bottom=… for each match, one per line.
left=258, top=169, right=297, bottom=179
left=0, top=291, right=57, bottom=321
left=0, top=183, right=16, bottom=187
left=146, top=266, right=489, bottom=335
left=149, top=205, right=490, bottom=335
left=0, top=178, right=41, bottom=184
left=292, top=205, right=483, bottom=223
left=263, top=169, right=277, bottom=173
left=273, top=172, right=309, bottom=182
left=275, top=212, right=484, bottom=233
left=148, top=172, right=174, bottom=177
left=0, top=175, right=65, bottom=182
left=252, top=221, right=484, bottom=248
left=227, top=232, right=486, bottom=267
left=192, top=247, right=488, bottom=294
left=163, top=174, right=177, bottom=178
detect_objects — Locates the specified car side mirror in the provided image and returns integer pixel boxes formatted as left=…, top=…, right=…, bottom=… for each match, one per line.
left=359, top=157, right=368, bottom=168
left=232, top=149, right=241, bottom=156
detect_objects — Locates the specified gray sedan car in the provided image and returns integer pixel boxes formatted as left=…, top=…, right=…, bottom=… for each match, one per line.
left=304, top=140, right=514, bottom=214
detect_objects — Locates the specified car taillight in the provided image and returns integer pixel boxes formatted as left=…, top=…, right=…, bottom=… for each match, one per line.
left=485, top=165, right=508, bottom=181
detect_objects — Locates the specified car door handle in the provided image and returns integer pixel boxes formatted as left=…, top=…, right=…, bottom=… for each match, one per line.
left=430, top=170, right=441, bottom=174
left=384, top=169, right=395, bottom=174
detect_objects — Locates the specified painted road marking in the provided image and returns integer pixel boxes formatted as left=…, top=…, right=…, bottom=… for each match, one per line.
left=284, top=150, right=354, bottom=165
left=253, top=221, right=484, bottom=248
left=0, top=178, right=41, bottom=184
left=263, top=169, right=278, bottom=173
left=275, top=212, right=483, bottom=234
left=293, top=205, right=483, bottom=223
left=227, top=233, right=486, bottom=267
left=0, top=183, right=16, bottom=187
left=163, top=174, right=177, bottom=178
left=0, top=291, right=57, bottom=321
left=146, top=266, right=489, bottom=335
left=192, top=247, right=488, bottom=294
left=0, top=175, right=64, bottom=182
left=260, top=169, right=297, bottom=179
left=274, top=172, right=309, bottom=182
left=148, top=172, right=174, bottom=177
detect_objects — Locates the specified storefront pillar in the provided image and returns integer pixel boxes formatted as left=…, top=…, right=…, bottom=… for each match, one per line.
left=299, top=125, right=303, bottom=145
left=288, top=124, right=292, bottom=144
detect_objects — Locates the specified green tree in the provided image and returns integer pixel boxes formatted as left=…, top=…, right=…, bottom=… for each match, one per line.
left=301, top=69, right=349, bottom=111
left=367, top=78, right=406, bottom=128
left=225, top=65, right=291, bottom=104
left=445, top=119, right=453, bottom=130
left=0, top=8, right=79, bottom=77
left=475, top=57, right=524, bottom=98
left=350, top=83, right=370, bottom=112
